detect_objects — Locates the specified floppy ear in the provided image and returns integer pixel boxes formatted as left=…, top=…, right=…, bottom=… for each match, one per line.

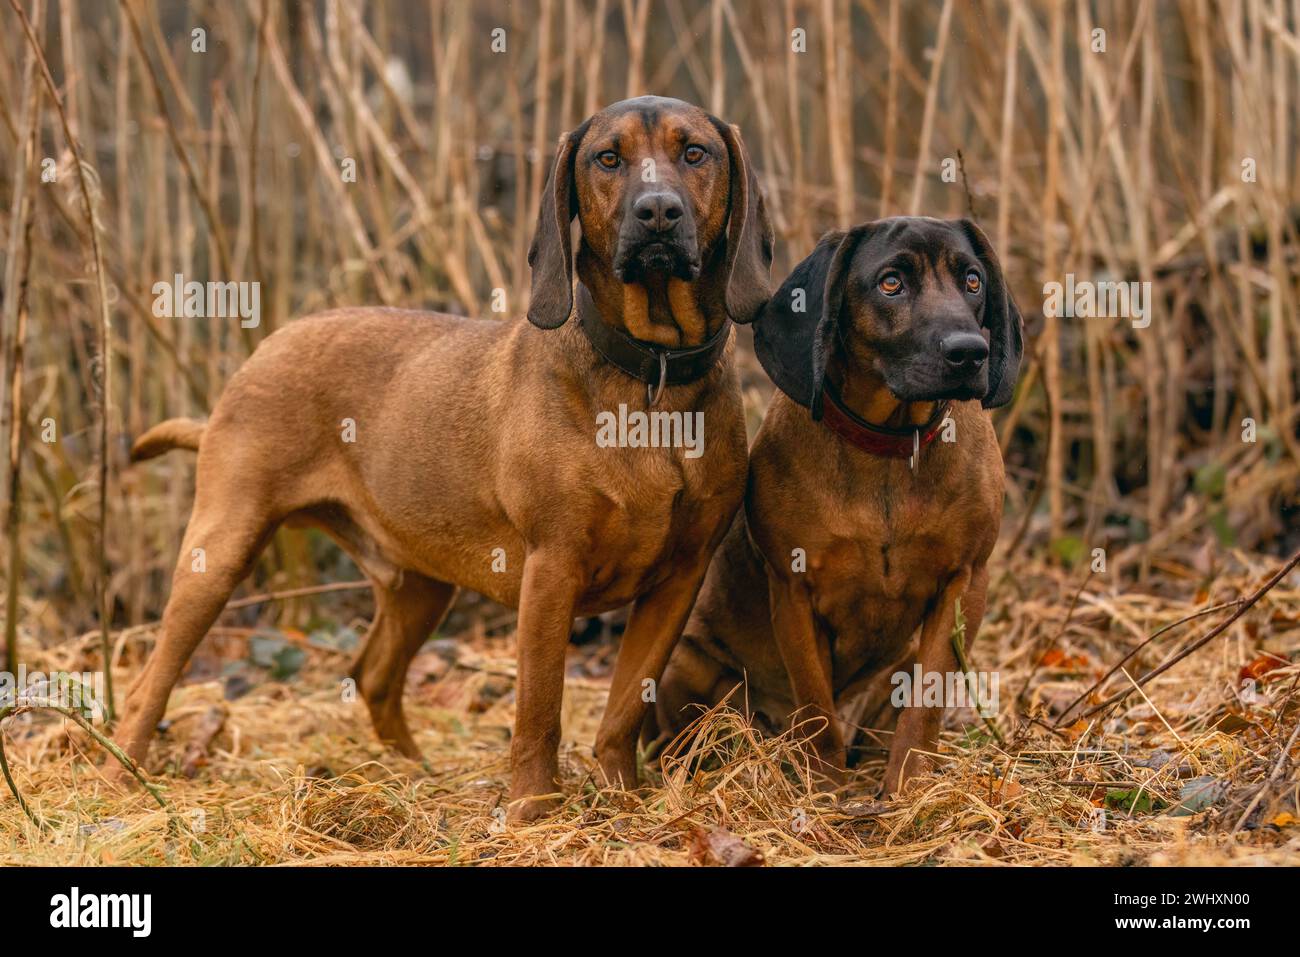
left=753, top=224, right=872, bottom=419
left=527, top=120, right=590, bottom=329
left=955, top=219, right=1024, bottom=408
left=709, top=119, right=774, bottom=325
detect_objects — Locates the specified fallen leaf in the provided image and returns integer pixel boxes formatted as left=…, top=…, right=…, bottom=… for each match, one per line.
left=308, top=626, right=360, bottom=653
left=977, top=834, right=1006, bottom=858
left=180, top=705, right=227, bottom=778
left=1239, top=652, right=1289, bottom=687
left=688, top=826, right=765, bottom=867
left=1039, top=648, right=1066, bottom=667
left=836, top=800, right=889, bottom=819
left=1040, top=647, right=1089, bottom=669
left=1105, top=788, right=1167, bottom=815
left=1060, top=719, right=1091, bottom=742
left=409, top=653, right=451, bottom=685
left=1132, top=749, right=1175, bottom=770
left=248, top=631, right=307, bottom=679
left=974, top=775, right=1024, bottom=805
left=470, top=675, right=513, bottom=713
left=1168, top=776, right=1226, bottom=816
left=1215, top=708, right=1262, bottom=734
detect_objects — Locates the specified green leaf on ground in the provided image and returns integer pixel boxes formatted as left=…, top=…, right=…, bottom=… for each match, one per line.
left=1105, top=788, right=1168, bottom=815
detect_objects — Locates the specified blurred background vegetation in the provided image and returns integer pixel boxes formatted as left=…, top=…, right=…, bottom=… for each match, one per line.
left=1, top=0, right=1297, bottom=652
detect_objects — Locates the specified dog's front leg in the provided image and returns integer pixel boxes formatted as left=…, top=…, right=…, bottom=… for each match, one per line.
left=768, top=573, right=846, bottom=781
left=509, top=548, right=582, bottom=822
left=594, top=549, right=714, bottom=791
left=882, top=565, right=980, bottom=795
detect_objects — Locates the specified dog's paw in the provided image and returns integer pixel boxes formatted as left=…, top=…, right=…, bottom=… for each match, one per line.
left=506, top=793, right=563, bottom=824
left=880, top=752, right=934, bottom=798
left=100, top=760, right=140, bottom=791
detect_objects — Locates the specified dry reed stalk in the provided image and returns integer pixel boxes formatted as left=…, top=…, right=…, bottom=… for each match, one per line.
left=528, top=0, right=555, bottom=278
left=820, top=0, right=852, bottom=226
left=994, top=0, right=1020, bottom=261
left=907, top=0, right=953, bottom=217
left=8, top=0, right=117, bottom=718
left=1, top=0, right=41, bottom=678
left=1040, top=0, right=1063, bottom=542
left=878, top=0, right=900, bottom=217
left=255, top=0, right=397, bottom=303
left=709, top=0, right=724, bottom=114
left=623, top=0, right=651, bottom=98
left=118, top=1, right=236, bottom=300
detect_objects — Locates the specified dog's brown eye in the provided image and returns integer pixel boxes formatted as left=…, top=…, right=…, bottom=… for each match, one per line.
left=597, top=151, right=620, bottom=169
left=879, top=274, right=903, bottom=296
left=965, top=271, right=982, bottom=294
left=684, top=144, right=706, bottom=165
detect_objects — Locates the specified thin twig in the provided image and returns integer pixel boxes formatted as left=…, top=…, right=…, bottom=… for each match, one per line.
left=225, top=578, right=372, bottom=611
left=13, top=700, right=170, bottom=810
left=1054, top=597, right=1245, bottom=726
left=1230, top=718, right=1300, bottom=835
left=0, top=706, right=44, bottom=829
left=1, top=0, right=41, bottom=679
left=1075, top=549, right=1300, bottom=722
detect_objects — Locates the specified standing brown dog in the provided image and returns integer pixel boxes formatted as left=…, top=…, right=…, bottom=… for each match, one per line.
left=118, top=96, right=772, bottom=820
left=652, top=217, right=1022, bottom=794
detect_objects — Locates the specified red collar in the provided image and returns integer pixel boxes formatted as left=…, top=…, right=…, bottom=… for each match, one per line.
left=820, top=385, right=951, bottom=459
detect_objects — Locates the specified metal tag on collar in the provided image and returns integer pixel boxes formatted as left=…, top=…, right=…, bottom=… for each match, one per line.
left=647, top=351, right=668, bottom=408
left=909, top=428, right=920, bottom=473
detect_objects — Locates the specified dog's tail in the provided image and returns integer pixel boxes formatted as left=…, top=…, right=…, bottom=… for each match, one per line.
left=130, top=418, right=206, bottom=462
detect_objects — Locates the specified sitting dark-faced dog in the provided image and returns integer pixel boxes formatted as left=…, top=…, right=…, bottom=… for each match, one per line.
left=652, top=217, right=1023, bottom=795
left=118, top=96, right=772, bottom=820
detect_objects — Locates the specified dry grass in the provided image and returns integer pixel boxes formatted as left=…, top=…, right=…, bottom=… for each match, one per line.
left=3, top=547, right=1297, bottom=866
left=0, top=1, right=1298, bottom=647
left=1, top=0, right=1299, bottom=868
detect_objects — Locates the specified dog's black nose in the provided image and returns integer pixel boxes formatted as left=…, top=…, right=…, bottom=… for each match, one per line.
left=940, top=332, right=989, bottom=369
left=632, top=192, right=684, bottom=233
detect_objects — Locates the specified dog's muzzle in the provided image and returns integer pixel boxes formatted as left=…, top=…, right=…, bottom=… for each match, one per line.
left=614, top=190, right=700, bottom=281
left=887, top=333, right=990, bottom=403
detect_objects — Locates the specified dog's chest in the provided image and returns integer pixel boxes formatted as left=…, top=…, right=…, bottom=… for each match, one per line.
left=576, top=413, right=745, bottom=608
left=797, top=481, right=987, bottom=686
left=808, top=484, right=964, bottom=588
left=594, top=440, right=732, bottom=527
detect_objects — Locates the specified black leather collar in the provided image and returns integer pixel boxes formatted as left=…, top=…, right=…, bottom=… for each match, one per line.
left=576, top=284, right=730, bottom=401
